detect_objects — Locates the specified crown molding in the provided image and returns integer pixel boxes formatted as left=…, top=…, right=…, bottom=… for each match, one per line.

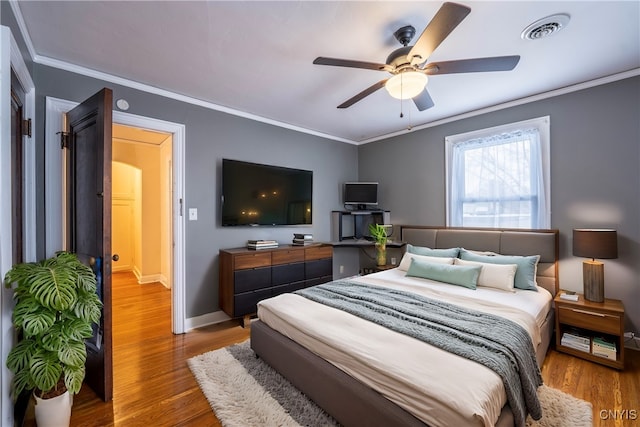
left=9, top=0, right=639, bottom=146
left=360, top=68, right=640, bottom=144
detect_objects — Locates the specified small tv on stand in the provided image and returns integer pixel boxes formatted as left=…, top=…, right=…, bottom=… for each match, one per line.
left=344, top=182, right=378, bottom=210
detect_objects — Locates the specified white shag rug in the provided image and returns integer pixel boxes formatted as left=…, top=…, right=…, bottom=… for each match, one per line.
left=188, top=341, right=592, bottom=427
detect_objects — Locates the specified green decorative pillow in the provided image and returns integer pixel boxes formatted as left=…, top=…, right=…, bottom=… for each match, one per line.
left=458, top=248, right=540, bottom=291
left=406, top=258, right=481, bottom=289
left=397, top=252, right=454, bottom=272
left=407, top=244, right=460, bottom=258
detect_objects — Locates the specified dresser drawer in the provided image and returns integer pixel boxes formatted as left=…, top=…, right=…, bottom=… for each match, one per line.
left=234, top=267, right=271, bottom=293
left=305, top=246, right=333, bottom=261
left=271, top=280, right=307, bottom=296
left=234, top=288, right=272, bottom=317
left=558, top=306, right=621, bottom=335
left=272, top=249, right=305, bottom=265
left=305, top=258, right=332, bottom=279
left=272, top=262, right=305, bottom=286
left=234, top=252, right=272, bottom=270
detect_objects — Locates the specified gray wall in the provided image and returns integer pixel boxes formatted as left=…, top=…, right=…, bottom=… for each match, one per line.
left=3, top=4, right=638, bottom=334
left=359, top=76, right=640, bottom=335
left=32, top=65, right=358, bottom=319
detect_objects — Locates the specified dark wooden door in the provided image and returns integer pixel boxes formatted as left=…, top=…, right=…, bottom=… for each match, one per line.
left=66, top=88, right=113, bottom=402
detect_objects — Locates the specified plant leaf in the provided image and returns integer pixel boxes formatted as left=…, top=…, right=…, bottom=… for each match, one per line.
left=28, top=265, right=78, bottom=311
left=6, top=338, right=37, bottom=373
left=10, top=369, right=34, bottom=401
left=58, top=340, right=87, bottom=367
left=62, top=318, right=93, bottom=341
left=29, top=351, right=62, bottom=393
left=20, top=305, right=57, bottom=337
left=41, top=325, right=66, bottom=352
left=74, top=291, right=103, bottom=324
left=63, top=365, right=85, bottom=394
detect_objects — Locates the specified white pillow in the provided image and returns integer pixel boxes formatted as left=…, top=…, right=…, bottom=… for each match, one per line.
left=397, top=252, right=454, bottom=271
left=454, top=258, right=517, bottom=292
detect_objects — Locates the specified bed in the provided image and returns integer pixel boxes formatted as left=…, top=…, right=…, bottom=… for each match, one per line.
left=251, top=226, right=559, bottom=427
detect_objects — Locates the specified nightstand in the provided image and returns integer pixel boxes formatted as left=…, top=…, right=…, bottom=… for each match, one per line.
left=554, top=292, right=625, bottom=369
left=375, top=264, right=397, bottom=272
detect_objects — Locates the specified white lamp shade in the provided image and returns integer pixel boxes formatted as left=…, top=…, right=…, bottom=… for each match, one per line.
left=385, top=72, right=428, bottom=99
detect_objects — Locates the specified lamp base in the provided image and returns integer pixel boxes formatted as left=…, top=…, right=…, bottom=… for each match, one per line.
left=583, top=260, right=604, bottom=302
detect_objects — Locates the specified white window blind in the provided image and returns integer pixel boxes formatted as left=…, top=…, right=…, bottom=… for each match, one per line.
left=446, top=117, right=550, bottom=229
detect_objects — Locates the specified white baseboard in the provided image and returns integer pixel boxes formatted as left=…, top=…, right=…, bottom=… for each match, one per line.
left=625, top=336, right=640, bottom=351
left=128, top=268, right=170, bottom=287
left=137, top=273, right=164, bottom=284
left=184, top=310, right=232, bottom=332
left=132, top=266, right=142, bottom=282
left=157, top=273, right=171, bottom=289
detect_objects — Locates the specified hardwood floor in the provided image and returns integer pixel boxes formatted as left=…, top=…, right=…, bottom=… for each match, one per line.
left=32, top=272, right=640, bottom=426
left=27, top=272, right=249, bottom=427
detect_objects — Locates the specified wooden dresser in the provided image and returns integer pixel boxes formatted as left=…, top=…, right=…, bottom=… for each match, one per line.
left=219, top=244, right=333, bottom=326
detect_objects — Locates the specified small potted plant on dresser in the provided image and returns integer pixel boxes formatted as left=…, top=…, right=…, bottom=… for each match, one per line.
left=4, top=252, right=102, bottom=427
left=369, top=223, right=388, bottom=266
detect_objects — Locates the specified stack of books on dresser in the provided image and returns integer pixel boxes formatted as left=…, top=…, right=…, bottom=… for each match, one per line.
left=247, top=240, right=278, bottom=250
left=592, top=336, right=617, bottom=360
left=561, top=329, right=591, bottom=353
left=292, top=233, right=314, bottom=246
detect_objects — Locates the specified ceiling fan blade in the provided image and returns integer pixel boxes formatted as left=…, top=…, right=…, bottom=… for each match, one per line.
left=313, top=57, right=392, bottom=72
left=413, top=89, right=435, bottom=111
left=337, top=79, right=388, bottom=109
left=408, top=2, right=471, bottom=64
left=424, top=56, right=521, bottom=74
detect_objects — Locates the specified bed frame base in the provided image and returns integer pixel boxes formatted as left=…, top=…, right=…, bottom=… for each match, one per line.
left=250, top=226, right=559, bottom=427
left=251, top=320, right=516, bottom=427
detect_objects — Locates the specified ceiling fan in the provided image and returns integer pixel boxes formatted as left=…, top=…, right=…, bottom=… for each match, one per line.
left=313, top=2, right=520, bottom=111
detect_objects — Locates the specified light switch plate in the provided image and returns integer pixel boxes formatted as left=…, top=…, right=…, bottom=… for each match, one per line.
left=189, top=208, right=198, bottom=221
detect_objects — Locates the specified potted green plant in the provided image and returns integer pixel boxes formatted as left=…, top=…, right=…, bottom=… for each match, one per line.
left=4, top=251, right=103, bottom=427
left=368, top=223, right=388, bottom=266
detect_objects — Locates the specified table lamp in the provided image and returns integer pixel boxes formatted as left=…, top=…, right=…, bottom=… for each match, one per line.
left=573, top=229, right=618, bottom=302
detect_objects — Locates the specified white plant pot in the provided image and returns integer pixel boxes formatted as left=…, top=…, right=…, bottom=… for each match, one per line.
left=34, top=390, right=73, bottom=427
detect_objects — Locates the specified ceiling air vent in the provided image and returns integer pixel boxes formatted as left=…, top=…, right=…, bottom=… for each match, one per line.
left=521, top=14, right=570, bottom=40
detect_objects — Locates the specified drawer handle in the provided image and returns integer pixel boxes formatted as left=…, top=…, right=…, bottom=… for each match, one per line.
left=571, top=308, right=606, bottom=317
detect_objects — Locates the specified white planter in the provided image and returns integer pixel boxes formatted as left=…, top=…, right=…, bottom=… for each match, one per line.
left=34, top=390, right=73, bottom=427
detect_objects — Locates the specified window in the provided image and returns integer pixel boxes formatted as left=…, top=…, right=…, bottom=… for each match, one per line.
left=445, top=117, right=550, bottom=229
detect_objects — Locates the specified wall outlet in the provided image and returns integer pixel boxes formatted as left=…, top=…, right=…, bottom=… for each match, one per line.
left=339, top=265, right=344, bottom=274
left=188, top=208, right=198, bottom=221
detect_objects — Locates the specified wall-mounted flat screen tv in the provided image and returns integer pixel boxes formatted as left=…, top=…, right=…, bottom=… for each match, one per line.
left=344, top=182, right=378, bottom=208
left=222, top=159, right=312, bottom=226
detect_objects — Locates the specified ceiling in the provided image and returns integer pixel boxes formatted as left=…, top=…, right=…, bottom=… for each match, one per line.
left=12, top=1, right=640, bottom=144
left=112, top=124, right=171, bottom=146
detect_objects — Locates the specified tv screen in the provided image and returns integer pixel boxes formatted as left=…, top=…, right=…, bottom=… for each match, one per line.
left=222, top=159, right=312, bottom=226
left=344, top=182, right=378, bottom=207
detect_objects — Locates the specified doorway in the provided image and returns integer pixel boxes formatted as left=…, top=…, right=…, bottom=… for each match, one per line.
left=44, top=97, right=186, bottom=333
left=112, top=125, right=173, bottom=289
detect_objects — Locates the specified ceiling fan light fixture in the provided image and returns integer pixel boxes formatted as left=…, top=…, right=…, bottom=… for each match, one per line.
left=385, top=72, right=428, bottom=100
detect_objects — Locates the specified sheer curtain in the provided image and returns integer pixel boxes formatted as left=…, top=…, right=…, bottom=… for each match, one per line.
left=448, top=126, right=549, bottom=229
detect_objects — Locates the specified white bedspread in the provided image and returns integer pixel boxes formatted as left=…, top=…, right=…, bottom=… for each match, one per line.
left=257, top=268, right=552, bottom=427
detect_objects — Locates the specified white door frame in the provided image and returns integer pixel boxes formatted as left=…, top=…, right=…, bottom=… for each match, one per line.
left=44, top=97, right=187, bottom=334
left=1, top=25, right=37, bottom=427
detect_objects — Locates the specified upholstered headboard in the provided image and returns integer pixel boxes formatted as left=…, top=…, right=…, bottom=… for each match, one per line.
left=399, top=226, right=560, bottom=296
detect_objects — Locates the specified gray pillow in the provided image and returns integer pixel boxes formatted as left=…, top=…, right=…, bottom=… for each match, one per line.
left=407, top=244, right=460, bottom=258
